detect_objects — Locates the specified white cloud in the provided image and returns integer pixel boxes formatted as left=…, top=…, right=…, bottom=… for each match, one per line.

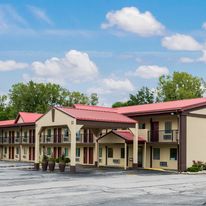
left=101, top=7, right=165, bottom=37
left=135, top=65, right=169, bottom=79
left=88, top=78, right=134, bottom=95
left=29, top=50, right=98, bottom=83
left=202, top=22, right=206, bottom=30
left=0, top=60, right=28, bottom=71
left=0, top=4, right=27, bottom=30
left=197, top=50, right=206, bottom=63
left=162, top=34, right=202, bottom=51
left=179, top=57, right=195, bottom=63
left=27, top=5, right=53, bottom=25
left=103, top=78, right=134, bottom=91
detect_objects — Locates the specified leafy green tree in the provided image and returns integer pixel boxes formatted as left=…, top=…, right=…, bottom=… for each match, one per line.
left=127, top=87, right=154, bottom=106
left=90, top=93, right=98, bottom=105
left=112, top=101, right=128, bottom=108
left=9, top=81, right=99, bottom=116
left=0, top=95, right=15, bottom=120
left=112, top=87, right=154, bottom=108
left=157, top=72, right=206, bottom=102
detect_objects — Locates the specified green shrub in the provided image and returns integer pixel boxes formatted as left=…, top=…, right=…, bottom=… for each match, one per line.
left=187, top=166, right=200, bottom=172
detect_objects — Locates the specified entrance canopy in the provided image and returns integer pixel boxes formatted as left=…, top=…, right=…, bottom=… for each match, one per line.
left=56, top=107, right=137, bottom=129
left=98, top=130, right=146, bottom=144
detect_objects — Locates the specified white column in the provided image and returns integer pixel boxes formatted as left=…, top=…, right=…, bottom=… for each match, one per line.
left=124, top=142, right=127, bottom=170
left=70, top=121, right=76, bottom=172
left=34, top=125, right=40, bottom=170
left=70, top=122, right=83, bottom=172
left=91, top=129, right=101, bottom=167
left=131, top=123, right=139, bottom=168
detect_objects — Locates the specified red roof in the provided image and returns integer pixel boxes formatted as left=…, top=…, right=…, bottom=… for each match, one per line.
left=56, top=107, right=137, bottom=124
left=74, top=104, right=116, bottom=113
left=15, top=112, right=43, bottom=124
left=0, top=120, right=15, bottom=126
left=113, top=130, right=146, bottom=142
left=116, top=98, right=206, bottom=115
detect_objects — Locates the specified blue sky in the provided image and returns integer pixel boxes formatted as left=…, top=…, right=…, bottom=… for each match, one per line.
left=0, top=0, right=206, bottom=105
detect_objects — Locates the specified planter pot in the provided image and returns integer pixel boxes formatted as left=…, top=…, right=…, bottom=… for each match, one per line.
left=48, top=162, right=55, bottom=172
left=59, top=162, right=66, bottom=172
left=42, top=161, right=48, bottom=171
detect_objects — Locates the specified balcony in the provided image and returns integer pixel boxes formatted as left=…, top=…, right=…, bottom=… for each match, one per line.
left=148, top=130, right=179, bottom=143
left=76, top=134, right=94, bottom=144
left=40, top=135, right=71, bottom=144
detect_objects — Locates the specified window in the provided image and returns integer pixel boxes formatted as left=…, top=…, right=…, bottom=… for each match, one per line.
left=16, top=131, right=20, bottom=138
left=165, top=121, right=172, bottom=134
left=64, top=148, right=68, bottom=157
left=99, top=147, right=102, bottom=158
left=64, top=128, right=69, bottom=137
left=108, top=148, right=113, bottom=158
left=47, top=147, right=51, bottom=155
left=4, top=147, right=7, bottom=154
left=76, top=131, right=81, bottom=141
left=139, top=123, right=146, bottom=129
left=76, top=148, right=80, bottom=157
left=153, top=148, right=160, bottom=160
left=120, top=148, right=125, bottom=159
left=47, top=129, right=51, bottom=137
left=170, top=148, right=177, bottom=160
left=16, top=147, right=19, bottom=155
left=23, top=147, right=27, bottom=155
left=24, top=131, right=27, bottom=138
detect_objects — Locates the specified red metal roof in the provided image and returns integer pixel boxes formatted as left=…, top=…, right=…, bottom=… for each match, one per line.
left=113, top=130, right=146, bottom=142
left=56, top=107, right=137, bottom=124
left=15, top=112, right=43, bottom=123
left=0, top=120, right=15, bottom=126
left=74, top=104, right=117, bottom=113
left=116, top=98, right=206, bottom=115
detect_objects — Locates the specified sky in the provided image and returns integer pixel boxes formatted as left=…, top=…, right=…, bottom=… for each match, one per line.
left=0, top=0, right=206, bottom=106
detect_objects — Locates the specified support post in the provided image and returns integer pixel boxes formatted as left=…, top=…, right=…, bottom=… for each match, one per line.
left=143, top=142, right=147, bottom=168
left=34, top=125, right=40, bottom=170
left=70, top=121, right=76, bottom=173
left=124, top=142, right=127, bottom=170
left=130, top=123, right=139, bottom=168
left=70, top=122, right=83, bottom=173
left=91, top=129, right=101, bottom=167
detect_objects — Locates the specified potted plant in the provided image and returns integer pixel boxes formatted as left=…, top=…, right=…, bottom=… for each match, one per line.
left=48, top=156, right=56, bottom=172
left=56, top=154, right=70, bottom=172
left=41, top=155, right=48, bottom=171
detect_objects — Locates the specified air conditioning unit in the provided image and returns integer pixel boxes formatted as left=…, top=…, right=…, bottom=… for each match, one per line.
left=15, top=155, right=19, bottom=158
left=113, top=159, right=120, bottom=164
left=160, top=162, right=168, bottom=167
left=76, top=157, right=80, bottom=162
left=163, top=134, right=172, bottom=140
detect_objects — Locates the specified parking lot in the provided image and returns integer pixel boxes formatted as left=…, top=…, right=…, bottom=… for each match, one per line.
left=1, top=161, right=206, bottom=206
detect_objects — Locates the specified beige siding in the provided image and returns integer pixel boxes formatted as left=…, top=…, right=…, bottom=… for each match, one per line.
left=190, top=107, right=206, bottom=115
left=186, top=116, right=206, bottom=168
left=146, top=144, right=178, bottom=170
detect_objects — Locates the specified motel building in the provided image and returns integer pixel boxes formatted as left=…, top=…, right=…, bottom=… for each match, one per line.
left=1, top=98, right=206, bottom=172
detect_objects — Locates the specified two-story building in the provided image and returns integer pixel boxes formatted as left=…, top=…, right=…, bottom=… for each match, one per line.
left=1, top=98, right=206, bottom=172
left=0, top=112, right=42, bottom=162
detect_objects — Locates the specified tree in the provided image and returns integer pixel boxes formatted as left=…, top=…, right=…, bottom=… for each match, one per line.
left=8, top=81, right=99, bottom=117
left=112, top=101, right=128, bottom=108
left=156, top=72, right=206, bottom=102
left=127, top=87, right=154, bottom=106
left=90, top=93, right=98, bottom=105
left=112, top=87, right=154, bottom=108
left=0, top=95, right=15, bottom=120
